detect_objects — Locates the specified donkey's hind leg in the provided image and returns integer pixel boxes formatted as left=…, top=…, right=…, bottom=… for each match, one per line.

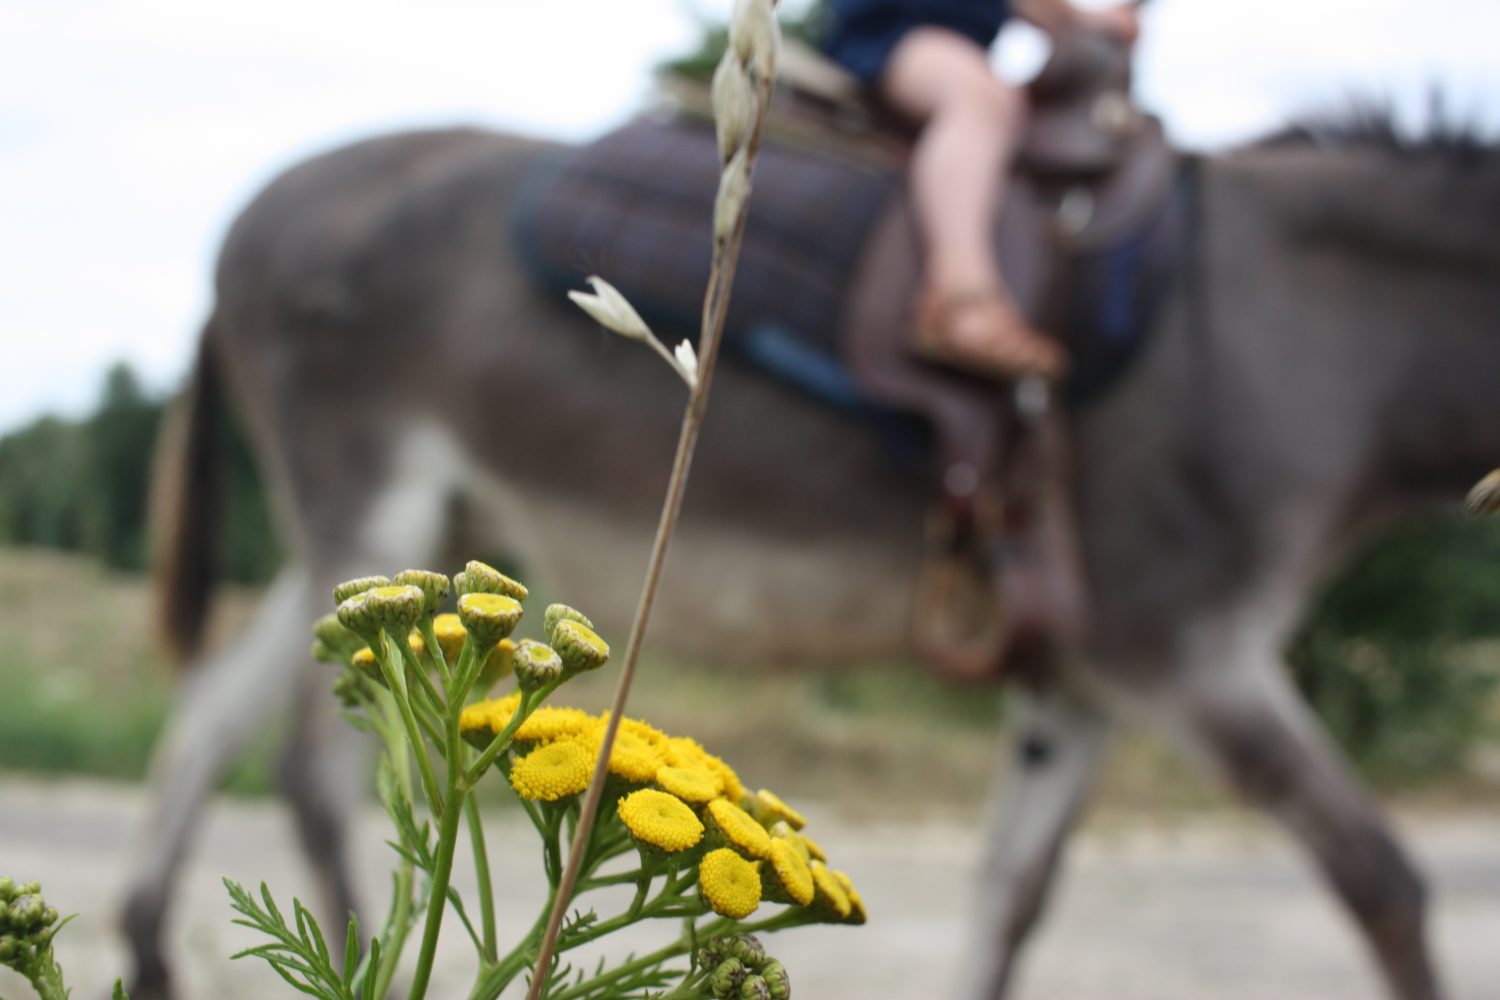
left=1173, top=648, right=1442, bottom=1000
left=120, top=568, right=315, bottom=1000
left=959, top=678, right=1113, bottom=1000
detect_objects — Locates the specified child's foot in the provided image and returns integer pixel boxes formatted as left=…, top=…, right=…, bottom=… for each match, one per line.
left=912, top=289, right=1068, bottom=380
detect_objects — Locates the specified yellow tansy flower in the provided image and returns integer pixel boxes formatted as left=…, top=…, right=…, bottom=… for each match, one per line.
left=810, top=860, right=852, bottom=919
left=699, top=848, right=761, bottom=919
left=799, top=832, right=828, bottom=863
left=515, top=706, right=598, bottom=745
left=753, top=788, right=806, bottom=830
left=832, top=869, right=867, bottom=924
left=510, top=739, right=593, bottom=801
left=617, top=789, right=704, bottom=853
left=766, top=838, right=815, bottom=906
left=706, top=800, right=772, bottom=860
left=581, top=727, right=665, bottom=784
left=351, top=646, right=379, bottom=675
left=432, top=613, right=467, bottom=664
left=655, top=765, right=721, bottom=805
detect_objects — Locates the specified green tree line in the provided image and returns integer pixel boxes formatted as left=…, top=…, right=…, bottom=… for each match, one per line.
left=0, top=363, right=278, bottom=583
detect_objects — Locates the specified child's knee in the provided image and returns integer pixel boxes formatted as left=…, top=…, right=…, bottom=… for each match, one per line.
left=963, top=76, right=1027, bottom=129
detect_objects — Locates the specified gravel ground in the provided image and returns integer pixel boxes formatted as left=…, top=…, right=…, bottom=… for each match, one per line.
left=0, top=776, right=1496, bottom=1000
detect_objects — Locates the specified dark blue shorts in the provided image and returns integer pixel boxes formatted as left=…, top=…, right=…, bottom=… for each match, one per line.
left=821, top=0, right=1010, bottom=84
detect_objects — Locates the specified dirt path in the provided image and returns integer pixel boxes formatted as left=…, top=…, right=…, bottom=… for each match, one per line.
left=0, top=776, right=1496, bottom=999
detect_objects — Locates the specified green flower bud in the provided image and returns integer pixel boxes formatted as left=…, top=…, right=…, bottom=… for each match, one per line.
left=453, top=560, right=528, bottom=602
left=312, top=614, right=363, bottom=658
left=39, top=906, right=57, bottom=929
left=543, top=603, right=594, bottom=642
left=10, top=897, right=41, bottom=931
left=363, top=585, right=426, bottom=635
left=457, top=592, right=524, bottom=648
left=726, top=932, right=766, bottom=968
left=760, top=960, right=790, bottom=1000
left=0, top=878, right=13, bottom=902
left=333, top=575, right=390, bottom=605
left=512, top=639, right=563, bottom=692
left=392, top=569, right=451, bottom=614
left=336, top=592, right=383, bottom=643
left=0, top=934, right=17, bottom=961
left=552, top=619, right=610, bottom=677
left=740, top=975, right=771, bottom=1000
left=707, top=957, right=746, bottom=999
left=331, top=671, right=364, bottom=708
left=16, top=883, right=38, bottom=898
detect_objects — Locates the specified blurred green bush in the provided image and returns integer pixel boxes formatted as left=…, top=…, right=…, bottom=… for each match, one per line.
left=1289, top=514, right=1500, bottom=784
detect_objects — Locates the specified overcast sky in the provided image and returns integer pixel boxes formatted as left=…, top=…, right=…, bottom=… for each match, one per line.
left=2, top=0, right=1498, bottom=433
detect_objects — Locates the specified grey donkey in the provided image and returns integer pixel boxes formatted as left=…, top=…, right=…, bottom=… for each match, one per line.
left=122, top=120, right=1500, bottom=1000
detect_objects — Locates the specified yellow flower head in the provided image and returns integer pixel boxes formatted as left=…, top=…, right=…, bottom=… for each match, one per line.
left=699, top=848, right=761, bottom=919
left=664, top=737, right=745, bottom=803
left=765, top=838, right=815, bottom=906
left=510, top=739, right=594, bottom=801
left=798, top=831, right=828, bottom=863
left=706, top=799, right=771, bottom=860
left=457, top=592, right=524, bottom=648
left=809, top=860, right=852, bottom=919
left=348, top=644, right=378, bottom=677
left=599, top=728, right=666, bottom=784
left=617, top=788, right=704, bottom=853
left=515, top=706, right=598, bottom=745
left=767, top=821, right=809, bottom=862
left=432, top=613, right=467, bottom=664
left=752, top=789, right=805, bottom=831
left=655, top=765, right=721, bottom=805
left=405, top=629, right=427, bottom=659
left=832, top=869, right=867, bottom=925
left=477, top=638, right=516, bottom=692
left=459, top=693, right=524, bottom=737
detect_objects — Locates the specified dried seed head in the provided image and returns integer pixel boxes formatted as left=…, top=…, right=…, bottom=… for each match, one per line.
left=712, top=50, right=755, bottom=162
left=714, top=148, right=752, bottom=244
left=731, top=0, right=779, bottom=80
left=567, top=276, right=654, bottom=342
left=1465, top=468, right=1500, bottom=517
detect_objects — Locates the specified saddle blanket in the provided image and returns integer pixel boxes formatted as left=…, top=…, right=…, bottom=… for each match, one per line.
left=513, top=116, right=900, bottom=360
left=512, top=115, right=1174, bottom=411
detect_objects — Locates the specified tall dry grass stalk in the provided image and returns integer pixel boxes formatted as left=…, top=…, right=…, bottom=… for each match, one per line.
left=527, top=1, right=784, bottom=994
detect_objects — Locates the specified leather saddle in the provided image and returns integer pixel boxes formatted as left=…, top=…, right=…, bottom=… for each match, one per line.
left=766, top=29, right=1178, bottom=682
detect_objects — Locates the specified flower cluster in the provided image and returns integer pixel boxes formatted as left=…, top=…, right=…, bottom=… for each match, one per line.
left=0, top=877, right=68, bottom=1000
left=460, top=694, right=867, bottom=927
left=698, top=933, right=790, bottom=1000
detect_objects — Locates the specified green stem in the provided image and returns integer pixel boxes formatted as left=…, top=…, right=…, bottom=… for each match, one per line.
left=465, top=793, right=498, bottom=962
left=376, top=634, right=445, bottom=819
left=546, top=938, right=695, bottom=1000
left=465, top=681, right=561, bottom=785
left=418, top=617, right=453, bottom=689
left=406, top=765, right=466, bottom=1000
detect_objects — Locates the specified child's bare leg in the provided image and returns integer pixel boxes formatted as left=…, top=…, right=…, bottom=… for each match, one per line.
left=881, top=28, right=1066, bottom=377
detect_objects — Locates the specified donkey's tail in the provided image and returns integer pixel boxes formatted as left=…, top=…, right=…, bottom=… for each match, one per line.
left=150, top=320, right=224, bottom=670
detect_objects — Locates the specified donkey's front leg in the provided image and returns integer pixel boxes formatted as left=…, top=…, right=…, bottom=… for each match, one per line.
left=959, top=677, right=1113, bottom=1000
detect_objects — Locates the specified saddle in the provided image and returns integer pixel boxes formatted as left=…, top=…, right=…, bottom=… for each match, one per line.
left=766, top=30, right=1178, bottom=681
left=517, top=26, right=1179, bottom=682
